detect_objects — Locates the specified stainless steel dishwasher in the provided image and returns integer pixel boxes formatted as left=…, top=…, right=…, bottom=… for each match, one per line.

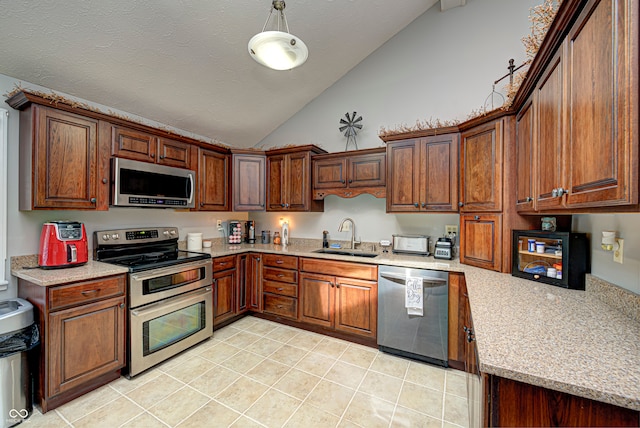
left=377, top=265, right=449, bottom=366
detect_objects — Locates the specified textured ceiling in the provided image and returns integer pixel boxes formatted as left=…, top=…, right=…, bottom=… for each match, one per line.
left=0, top=0, right=456, bottom=148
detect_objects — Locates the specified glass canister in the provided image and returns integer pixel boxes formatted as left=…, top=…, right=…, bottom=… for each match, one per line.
left=273, top=231, right=281, bottom=245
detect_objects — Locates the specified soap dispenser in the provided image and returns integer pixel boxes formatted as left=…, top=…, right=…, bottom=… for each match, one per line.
left=323, top=231, right=329, bottom=248
left=281, top=221, right=289, bottom=247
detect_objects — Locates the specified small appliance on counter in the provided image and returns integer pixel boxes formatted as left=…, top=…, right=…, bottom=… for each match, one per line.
left=38, top=221, right=88, bottom=268
left=434, top=237, right=454, bottom=260
left=245, top=221, right=256, bottom=244
left=228, top=221, right=242, bottom=244
left=392, top=234, right=430, bottom=256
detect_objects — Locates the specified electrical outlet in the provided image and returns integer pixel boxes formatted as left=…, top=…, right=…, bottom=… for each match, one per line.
left=614, top=238, right=624, bottom=264
left=445, top=225, right=458, bottom=235
left=216, top=220, right=223, bottom=230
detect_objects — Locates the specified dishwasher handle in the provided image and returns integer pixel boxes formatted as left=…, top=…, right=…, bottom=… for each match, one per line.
left=379, top=271, right=447, bottom=284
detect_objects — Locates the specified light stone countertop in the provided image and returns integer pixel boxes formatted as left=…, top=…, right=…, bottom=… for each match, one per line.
left=10, top=242, right=640, bottom=411
left=11, top=255, right=129, bottom=286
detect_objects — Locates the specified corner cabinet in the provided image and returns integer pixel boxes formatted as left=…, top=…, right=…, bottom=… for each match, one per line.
left=232, top=150, right=266, bottom=211
left=197, top=147, right=230, bottom=211
left=312, top=147, right=386, bottom=199
left=386, top=134, right=459, bottom=212
left=18, top=275, right=126, bottom=413
left=266, top=145, right=326, bottom=212
left=6, top=95, right=110, bottom=210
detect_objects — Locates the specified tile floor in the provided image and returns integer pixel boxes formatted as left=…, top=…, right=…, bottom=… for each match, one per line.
left=26, top=316, right=469, bottom=427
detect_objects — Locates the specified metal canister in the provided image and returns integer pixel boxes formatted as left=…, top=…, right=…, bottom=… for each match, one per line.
left=261, top=230, right=271, bottom=244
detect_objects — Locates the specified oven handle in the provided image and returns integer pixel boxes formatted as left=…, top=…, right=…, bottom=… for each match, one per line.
left=131, top=286, right=212, bottom=318
left=130, top=259, right=212, bottom=283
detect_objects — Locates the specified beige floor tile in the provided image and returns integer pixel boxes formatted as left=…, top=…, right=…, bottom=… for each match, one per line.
left=443, top=421, right=466, bottom=428
left=405, top=361, right=446, bottom=392
left=56, top=384, right=121, bottom=422
left=314, top=337, right=350, bottom=358
left=246, top=359, right=291, bottom=386
left=391, top=405, right=442, bottom=428
left=284, top=402, right=340, bottom=428
left=268, top=326, right=300, bottom=343
left=188, top=365, right=241, bottom=397
left=215, top=376, right=269, bottom=413
left=358, top=370, right=403, bottom=403
left=295, top=352, right=336, bottom=377
left=304, top=380, right=355, bottom=417
left=287, top=331, right=324, bottom=350
left=159, top=346, right=201, bottom=371
left=231, top=316, right=259, bottom=330
left=339, top=345, right=377, bottom=369
left=73, top=396, right=143, bottom=428
left=273, top=368, right=322, bottom=400
left=443, top=393, right=470, bottom=427
left=149, top=386, right=210, bottom=426
left=248, top=320, right=279, bottom=336
left=325, top=361, right=367, bottom=389
left=445, top=371, right=467, bottom=398
left=247, top=337, right=284, bottom=357
left=398, top=382, right=444, bottom=420
left=229, top=415, right=266, bottom=427
left=177, top=400, right=241, bottom=427
left=23, top=409, right=70, bottom=428
left=269, top=344, right=308, bottom=366
left=199, top=341, right=242, bottom=364
left=220, top=349, right=265, bottom=374
left=126, top=373, right=184, bottom=409
left=161, top=355, right=215, bottom=383
left=337, top=418, right=361, bottom=428
left=370, top=353, right=410, bottom=379
left=245, top=389, right=302, bottom=427
left=214, top=325, right=242, bottom=340
left=121, top=411, right=168, bottom=427
left=109, top=369, right=161, bottom=394
left=225, top=330, right=262, bottom=349
left=342, top=392, right=395, bottom=428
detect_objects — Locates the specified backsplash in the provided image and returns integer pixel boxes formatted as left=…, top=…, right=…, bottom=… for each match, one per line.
left=587, top=274, right=640, bottom=323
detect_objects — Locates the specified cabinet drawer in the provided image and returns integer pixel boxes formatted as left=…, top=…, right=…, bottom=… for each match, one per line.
left=300, top=258, right=377, bottom=281
left=213, top=255, right=236, bottom=272
left=263, top=267, right=298, bottom=284
left=262, top=254, right=298, bottom=270
left=49, top=275, right=126, bottom=311
left=263, top=280, right=297, bottom=297
left=263, top=294, right=297, bottom=319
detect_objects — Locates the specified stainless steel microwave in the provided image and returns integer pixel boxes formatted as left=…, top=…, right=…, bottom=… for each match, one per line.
left=111, top=158, right=195, bottom=208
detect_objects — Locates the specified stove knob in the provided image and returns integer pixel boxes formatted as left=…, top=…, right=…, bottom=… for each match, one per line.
left=111, top=233, right=119, bottom=240
left=169, top=230, right=177, bottom=236
left=163, top=231, right=170, bottom=237
left=102, top=234, right=110, bottom=241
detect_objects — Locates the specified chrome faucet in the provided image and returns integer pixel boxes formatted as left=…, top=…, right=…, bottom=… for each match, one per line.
left=338, top=218, right=360, bottom=250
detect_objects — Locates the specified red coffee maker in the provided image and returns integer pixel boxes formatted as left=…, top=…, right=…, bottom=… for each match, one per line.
left=38, top=221, right=88, bottom=268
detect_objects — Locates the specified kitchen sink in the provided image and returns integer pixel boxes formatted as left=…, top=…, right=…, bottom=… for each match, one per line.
left=312, top=249, right=379, bottom=258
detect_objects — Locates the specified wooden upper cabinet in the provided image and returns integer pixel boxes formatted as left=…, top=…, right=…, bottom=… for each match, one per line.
left=232, top=151, right=266, bottom=211
left=198, top=148, right=230, bottom=211
left=266, top=145, right=326, bottom=212
left=515, top=98, right=535, bottom=212
left=111, top=125, right=191, bottom=169
left=563, top=0, right=637, bottom=208
left=460, top=120, right=503, bottom=212
left=386, top=134, right=458, bottom=212
left=17, top=105, right=108, bottom=210
left=313, top=148, right=386, bottom=199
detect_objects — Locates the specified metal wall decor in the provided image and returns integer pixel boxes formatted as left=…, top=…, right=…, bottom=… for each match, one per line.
left=339, top=112, right=362, bottom=151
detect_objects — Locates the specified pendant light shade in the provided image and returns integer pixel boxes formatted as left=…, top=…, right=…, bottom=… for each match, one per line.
left=248, top=1, right=308, bottom=70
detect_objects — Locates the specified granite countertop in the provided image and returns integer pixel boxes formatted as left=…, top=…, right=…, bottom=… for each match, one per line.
left=11, top=255, right=129, bottom=286
left=11, top=242, right=640, bottom=411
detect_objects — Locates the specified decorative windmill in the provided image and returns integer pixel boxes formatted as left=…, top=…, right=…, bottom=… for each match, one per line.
left=339, top=112, right=362, bottom=151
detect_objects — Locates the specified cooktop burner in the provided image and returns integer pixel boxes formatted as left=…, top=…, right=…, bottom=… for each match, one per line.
left=93, top=227, right=210, bottom=272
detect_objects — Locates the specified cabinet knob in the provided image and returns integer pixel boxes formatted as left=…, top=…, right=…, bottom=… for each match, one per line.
left=159, top=155, right=165, bottom=159
left=526, top=197, right=533, bottom=202
left=474, top=215, right=480, bottom=220
left=200, top=202, right=204, bottom=207
left=340, top=179, right=345, bottom=184
left=458, top=202, right=464, bottom=207
left=330, top=283, right=334, bottom=288
left=414, top=203, right=419, bottom=208
left=102, top=178, right=108, bottom=184
left=285, top=203, right=290, bottom=208
left=256, top=258, right=261, bottom=261
left=421, top=202, right=426, bottom=208
left=281, top=203, right=285, bottom=207
left=348, top=179, right=353, bottom=183
left=90, top=197, right=96, bottom=204
left=556, top=187, right=565, bottom=197
left=119, top=303, right=125, bottom=309
left=551, top=188, right=558, bottom=197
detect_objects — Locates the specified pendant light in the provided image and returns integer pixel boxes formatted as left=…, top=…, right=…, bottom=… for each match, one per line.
left=248, top=0, right=308, bottom=71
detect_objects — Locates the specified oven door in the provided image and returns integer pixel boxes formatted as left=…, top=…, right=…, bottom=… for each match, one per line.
left=129, top=259, right=212, bottom=308
left=128, top=286, right=213, bottom=377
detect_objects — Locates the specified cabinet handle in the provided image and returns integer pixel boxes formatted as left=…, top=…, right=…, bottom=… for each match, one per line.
left=219, top=262, right=227, bottom=266
left=414, top=203, right=419, bottom=208
left=102, top=178, right=108, bottom=184
left=276, top=287, right=284, bottom=291
left=81, top=289, right=99, bottom=296
left=474, top=215, right=480, bottom=220
left=458, top=202, right=464, bottom=207
left=277, top=305, right=284, bottom=309
left=90, top=197, right=97, bottom=204
left=276, top=260, right=284, bottom=264
left=277, top=274, right=284, bottom=278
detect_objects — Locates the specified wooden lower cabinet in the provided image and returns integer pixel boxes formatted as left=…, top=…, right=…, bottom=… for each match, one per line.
left=299, top=258, right=377, bottom=339
left=18, top=275, right=126, bottom=413
left=213, top=256, right=237, bottom=326
left=247, top=253, right=263, bottom=312
left=262, top=254, right=299, bottom=320
left=447, top=272, right=468, bottom=370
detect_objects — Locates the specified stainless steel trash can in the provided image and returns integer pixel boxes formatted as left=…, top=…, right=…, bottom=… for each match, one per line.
left=0, top=298, right=38, bottom=428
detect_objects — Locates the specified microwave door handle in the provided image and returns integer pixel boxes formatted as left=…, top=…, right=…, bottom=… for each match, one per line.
left=187, top=174, right=194, bottom=204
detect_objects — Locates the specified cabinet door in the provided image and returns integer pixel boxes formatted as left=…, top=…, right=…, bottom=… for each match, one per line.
left=334, top=277, right=377, bottom=338
left=213, top=269, right=236, bottom=325
left=515, top=99, right=535, bottom=212
left=460, top=120, right=503, bottom=212
left=386, top=140, right=421, bottom=212
left=248, top=253, right=263, bottom=312
left=348, top=152, right=386, bottom=188
left=111, top=125, right=156, bottom=162
left=286, top=152, right=311, bottom=211
left=314, top=157, right=347, bottom=189
left=535, top=53, right=565, bottom=210
left=564, top=0, right=636, bottom=207
left=233, top=154, right=266, bottom=211
left=460, top=214, right=502, bottom=272
left=236, top=254, right=248, bottom=314
left=157, top=137, right=191, bottom=169
left=33, top=107, right=102, bottom=209
left=198, top=149, right=230, bottom=211
left=47, top=296, right=125, bottom=397
left=421, top=134, right=459, bottom=211
left=266, top=154, right=287, bottom=210
left=299, top=272, right=334, bottom=328
left=447, top=272, right=467, bottom=370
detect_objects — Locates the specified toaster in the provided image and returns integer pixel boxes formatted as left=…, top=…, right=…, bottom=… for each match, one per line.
left=38, top=221, right=88, bottom=268
left=392, top=234, right=430, bottom=256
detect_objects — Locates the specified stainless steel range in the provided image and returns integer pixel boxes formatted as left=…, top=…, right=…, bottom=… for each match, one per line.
left=94, top=227, right=213, bottom=377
